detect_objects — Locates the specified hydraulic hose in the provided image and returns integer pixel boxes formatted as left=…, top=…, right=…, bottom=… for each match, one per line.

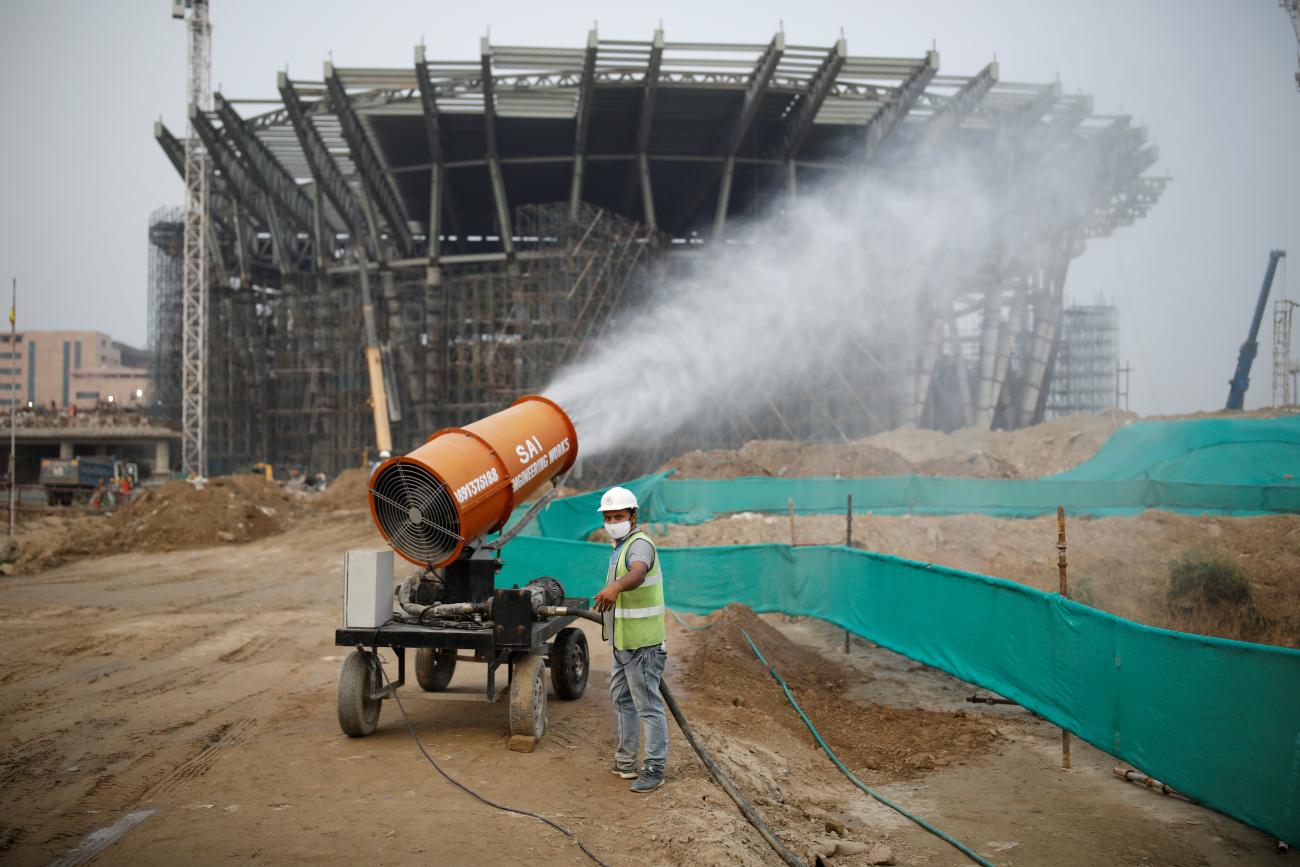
left=739, top=628, right=997, bottom=867
left=535, top=605, right=604, bottom=625
left=659, top=682, right=804, bottom=867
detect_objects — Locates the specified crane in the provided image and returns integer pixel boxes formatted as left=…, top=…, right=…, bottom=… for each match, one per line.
left=1284, top=0, right=1300, bottom=90
left=1225, top=250, right=1287, bottom=410
left=173, top=0, right=211, bottom=477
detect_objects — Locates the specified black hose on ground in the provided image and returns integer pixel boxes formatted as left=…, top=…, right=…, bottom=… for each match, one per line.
left=529, top=605, right=801, bottom=863
left=540, top=607, right=800, bottom=862
left=364, top=627, right=610, bottom=866
left=740, top=628, right=997, bottom=867
left=659, top=682, right=804, bottom=867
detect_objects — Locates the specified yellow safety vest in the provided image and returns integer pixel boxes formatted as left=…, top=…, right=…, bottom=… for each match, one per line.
left=605, top=529, right=666, bottom=651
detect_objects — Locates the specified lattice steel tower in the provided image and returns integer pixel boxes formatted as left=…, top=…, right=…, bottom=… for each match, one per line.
left=175, top=0, right=210, bottom=477
left=1276, top=300, right=1298, bottom=406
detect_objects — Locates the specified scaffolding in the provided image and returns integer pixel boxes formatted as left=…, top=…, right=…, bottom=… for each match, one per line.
left=147, top=203, right=656, bottom=476
left=147, top=207, right=184, bottom=422
left=149, top=34, right=1166, bottom=480
left=1275, top=299, right=1298, bottom=406
left=1046, top=302, right=1120, bottom=417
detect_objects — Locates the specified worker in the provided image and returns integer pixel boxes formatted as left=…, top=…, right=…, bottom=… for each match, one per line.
left=592, top=486, right=667, bottom=793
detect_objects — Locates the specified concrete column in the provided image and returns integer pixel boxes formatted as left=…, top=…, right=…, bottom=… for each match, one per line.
left=59, top=441, right=73, bottom=460
left=973, top=285, right=1003, bottom=428
left=154, top=439, right=171, bottom=476
left=1018, top=254, right=1070, bottom=427
left=948, top=316, right=973, bottom=427
left=910, top=316, right=944, bottom=426
left=989, top=277, right=1029, bottom=424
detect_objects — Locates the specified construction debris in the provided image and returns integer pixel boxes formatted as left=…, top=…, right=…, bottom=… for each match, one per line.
left=12, top=475, right=301, bottom=573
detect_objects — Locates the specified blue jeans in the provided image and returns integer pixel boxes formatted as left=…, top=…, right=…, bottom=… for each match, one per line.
left=610, top=645, right=668, bottom=773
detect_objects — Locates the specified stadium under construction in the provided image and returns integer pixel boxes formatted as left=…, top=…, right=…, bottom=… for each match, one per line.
left=149, top=32, right=1165, bottom=479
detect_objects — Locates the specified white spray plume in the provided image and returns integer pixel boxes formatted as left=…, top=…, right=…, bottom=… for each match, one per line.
left=545, top=148, right=1091, bottom=459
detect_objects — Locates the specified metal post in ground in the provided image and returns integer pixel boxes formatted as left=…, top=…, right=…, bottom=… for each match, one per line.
left=787, top=496, right=796, bottom=547
left=844, top=493, right=852, bottom=653
left=1057, top=505, right=1071, bottom=769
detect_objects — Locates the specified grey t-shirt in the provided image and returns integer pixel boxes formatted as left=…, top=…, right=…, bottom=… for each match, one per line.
left=624, top=537, right=655, bottom=571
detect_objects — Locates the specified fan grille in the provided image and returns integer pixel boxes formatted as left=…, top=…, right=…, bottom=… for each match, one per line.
left=370, top=461, right=462, bottom=565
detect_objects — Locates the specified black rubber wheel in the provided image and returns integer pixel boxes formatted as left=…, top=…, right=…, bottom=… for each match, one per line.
left=415, top=647, right=457, bottom=691
left=337, top=650, right=382, bottom=737
left=509, top=653, right=547, bottom=740
left=549, top=627, right=589, bottom=700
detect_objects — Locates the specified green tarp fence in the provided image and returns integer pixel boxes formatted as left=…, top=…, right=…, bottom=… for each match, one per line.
left=488, top=418, right=1300, bottom=840
left=1050, top=416, right=1300, bottom=484
left=497, top=535, right=1300, bottom=843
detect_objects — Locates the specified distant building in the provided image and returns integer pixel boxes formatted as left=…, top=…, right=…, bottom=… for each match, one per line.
left=0, top=330, right=151, bottom=411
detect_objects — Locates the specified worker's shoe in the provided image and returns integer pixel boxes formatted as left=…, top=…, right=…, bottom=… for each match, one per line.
left=629, top=766, right=664, bottom=793
left=610, top=762, right=638, bottom=780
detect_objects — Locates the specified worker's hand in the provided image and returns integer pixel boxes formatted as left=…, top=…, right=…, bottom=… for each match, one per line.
left=593, top=584, right=620, bottom=612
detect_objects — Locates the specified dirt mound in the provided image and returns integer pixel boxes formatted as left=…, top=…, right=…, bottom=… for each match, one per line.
left=663, top=449, right=773, bottom=479
left=740, top=440, right=915, bottom=478
left=865, top=410, right=1133, bottom=478
left=111, top=476, right=296, bottom=548
left=314, top=467, right=371, bottom=511
left=10, top=518, right=114, bottom=574
left=13, top=475, right=302, bottom=573
left=681, top=604, right=1003, bottom=781
left=662, top=411, right=1132, bottom=480
left=662, top=440, right=915, bottom=480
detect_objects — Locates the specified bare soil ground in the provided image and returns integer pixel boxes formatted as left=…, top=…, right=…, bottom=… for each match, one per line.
left=0, top=506, right=1285, bottom=866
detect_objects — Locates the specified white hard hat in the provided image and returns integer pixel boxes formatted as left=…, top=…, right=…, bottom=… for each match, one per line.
left=597, top=486, right=638, bottom=512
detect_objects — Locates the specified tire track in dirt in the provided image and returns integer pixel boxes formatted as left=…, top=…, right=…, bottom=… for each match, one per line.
left=143, top=717, right=256, bottom=800
left=218, top=634, right=282, bottom=664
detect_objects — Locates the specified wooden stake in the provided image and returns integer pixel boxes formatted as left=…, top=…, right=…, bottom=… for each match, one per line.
left=787, top=497, right=796, bottom=547
left=1057, top=505, right=1071, bottom=770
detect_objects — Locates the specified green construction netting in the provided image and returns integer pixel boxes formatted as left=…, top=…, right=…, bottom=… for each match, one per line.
left=497, top=536, right=1300, bottom=843
left=1051, top=416, right=1300, bottom=484
left=487, top=416, right=1300, bottom=840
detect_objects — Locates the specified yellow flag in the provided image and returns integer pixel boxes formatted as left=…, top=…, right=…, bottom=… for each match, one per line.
left=7, top=308, right=12, bottom=326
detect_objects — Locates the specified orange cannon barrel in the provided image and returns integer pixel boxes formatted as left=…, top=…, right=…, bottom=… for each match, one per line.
left=368, top=395, right=579, bottom=567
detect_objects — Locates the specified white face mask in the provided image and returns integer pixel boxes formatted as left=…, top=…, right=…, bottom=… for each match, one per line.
left=604, top=520, right=632, bottom=541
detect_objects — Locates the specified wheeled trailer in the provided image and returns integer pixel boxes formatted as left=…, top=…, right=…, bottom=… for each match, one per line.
left=334, top=584, right=593, bottom=742
left=336, top=394, right=591, bottom=747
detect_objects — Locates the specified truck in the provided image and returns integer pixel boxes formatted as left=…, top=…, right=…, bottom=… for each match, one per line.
left=39, top=456, right=138, bottom=507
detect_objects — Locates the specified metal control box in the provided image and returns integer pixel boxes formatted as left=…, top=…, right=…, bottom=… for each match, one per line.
left=344, top=549, right=394, bottom=628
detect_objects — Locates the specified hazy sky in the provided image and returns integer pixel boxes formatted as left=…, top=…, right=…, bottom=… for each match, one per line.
left=1, top=1, right=1296, bottom=415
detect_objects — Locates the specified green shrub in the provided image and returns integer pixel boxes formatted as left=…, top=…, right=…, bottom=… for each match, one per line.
left=1166, top=550, right=1251, bottom=608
